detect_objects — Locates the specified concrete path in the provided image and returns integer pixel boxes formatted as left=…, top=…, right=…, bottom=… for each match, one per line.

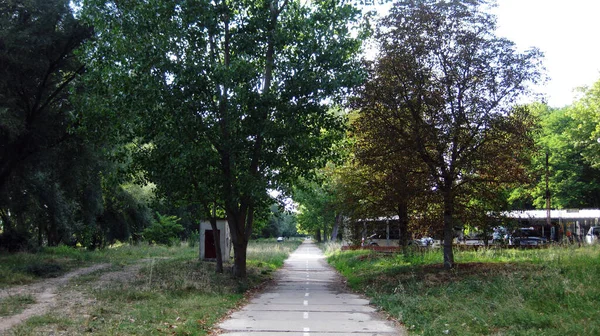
left=218, top=240, right=405, bottom=335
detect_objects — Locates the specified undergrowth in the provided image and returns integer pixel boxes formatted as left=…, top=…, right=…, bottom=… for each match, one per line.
left=5, top=239, right=302, bottom=335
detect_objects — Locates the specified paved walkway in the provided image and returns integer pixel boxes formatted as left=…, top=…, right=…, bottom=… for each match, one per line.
left=218, top=241, right=405, bottom=335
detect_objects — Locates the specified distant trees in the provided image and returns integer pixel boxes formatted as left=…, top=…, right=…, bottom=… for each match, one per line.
left=294, top=175, right=339, bottom=242
left=254, top=203, right=297, bottom=239
left=509, top=96, right=600, bottom=210
left=353, top=0, right=542, bottom=268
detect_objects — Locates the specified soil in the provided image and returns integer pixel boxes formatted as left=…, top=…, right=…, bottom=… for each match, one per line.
left=0, top=261, right=150, bottom=334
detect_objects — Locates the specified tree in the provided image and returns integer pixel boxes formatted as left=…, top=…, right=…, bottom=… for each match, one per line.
left=353, top=0, right=542, bottom=268
left=508, top=102, right=600, bottom=210
left=79, top=0, right=365, bottom=277
left=294, top=176, right=338, bottom=242
left=0, top=0, right=97, bottom=248
left=0, top=0, right=90, bottom=197
left=350, top=108, right=433, bottom=247
left=570, top=80, right=600, bottom=169
left=254, top=203, right=297, bottom=238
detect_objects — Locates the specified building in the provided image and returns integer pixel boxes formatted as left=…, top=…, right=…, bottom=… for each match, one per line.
left=503, top=209, right=600, bottom=242
left=199, top=219, right=231, bottom=261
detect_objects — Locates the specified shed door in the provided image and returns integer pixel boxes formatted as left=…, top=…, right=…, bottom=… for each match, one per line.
left=205, top=230, right=220, bottom=259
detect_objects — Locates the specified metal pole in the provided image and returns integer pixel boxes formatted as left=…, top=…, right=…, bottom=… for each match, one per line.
left=545, top=151, right=550, bottom=238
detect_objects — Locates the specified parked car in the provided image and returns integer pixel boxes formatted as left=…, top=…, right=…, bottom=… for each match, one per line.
left=492, top=226, right=509, bottom=244
left=585, top=226, right=600, bottom=245
left=409, top=237, right=434, bottom=247
left=510, top=227, right=547, bottom=246
left=277, top=237, right=284, bottom=242
left=366, top=233, right=380, bottom=246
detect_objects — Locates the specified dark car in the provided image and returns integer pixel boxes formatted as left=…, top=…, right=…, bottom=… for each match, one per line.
left=510, top=227, right=547, bottom=247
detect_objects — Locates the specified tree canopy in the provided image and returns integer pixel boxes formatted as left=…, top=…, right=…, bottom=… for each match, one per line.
left=352, top=0, right=543, bottom=268
left=0, top=0, right=94, bottom=248
left=79, top=0, right=365, bottom=277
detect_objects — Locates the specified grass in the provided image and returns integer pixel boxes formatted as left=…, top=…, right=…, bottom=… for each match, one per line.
left=4, top=239, right=302, bottom=335
left=0, top=295, right=36, bottom=317
left=326, top=244, right=600, bottom=336
left=0, top=243, right=197, bottom=288
left=247, top=238, right=303, bottom=269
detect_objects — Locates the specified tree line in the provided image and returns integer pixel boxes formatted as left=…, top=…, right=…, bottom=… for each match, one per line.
left=293, top=0, right=600, bottom=268
left=2, top=0, right=597, bottom=275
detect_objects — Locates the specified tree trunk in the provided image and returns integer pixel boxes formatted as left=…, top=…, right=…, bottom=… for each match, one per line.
left=209, top=217, right=224, bottom=273
left=38, top=222, right=43, bottom=247
left=442, top=189, right=455, bottom=269
left=315, top=229, right=321, bottom=243
left=226, top=210, right=250, bottom=278
left=232, top=239, right=247, bottom=278
left=331, top=213, right=341, bottom=241
left=48, top=215, right=59, bottom=247
left=397, top=201, right=409, bottom=248
left=0, top=210, right=12, bottom=233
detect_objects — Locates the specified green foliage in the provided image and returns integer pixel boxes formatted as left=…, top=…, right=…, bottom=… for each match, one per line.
left=79, top=0, right=365, bottom=277
left=254, top=204, right=297, bottom=238
left=0, top=0, right=92, bottom=247
left=327, top=245, right=600, bottom=335
left=188, top=230, right=199, bottom=248
left=508, top=100, right=600, bottom=209
left=0, top=0, right=162, bottom=251
left=570, top=80, right=600, bottom=169
left=351, top=0, right=542, bottom=266
left=142, top=213, right=184, bottom=246
left=294, top=163, right=351, bottom=241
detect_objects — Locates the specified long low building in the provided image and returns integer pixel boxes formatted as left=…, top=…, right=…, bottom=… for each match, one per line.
left=504, top=209, right=600, bottom=242
left=345, top=210, right=600, bottom=246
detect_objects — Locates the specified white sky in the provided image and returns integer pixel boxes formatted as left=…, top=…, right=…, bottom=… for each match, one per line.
left=369, top=0, right=600, bottom=108
left=493, top=0, right=600, bottom=107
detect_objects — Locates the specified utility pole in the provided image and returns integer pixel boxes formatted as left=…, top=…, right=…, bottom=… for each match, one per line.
left=545, top=151, right=550, bottom=238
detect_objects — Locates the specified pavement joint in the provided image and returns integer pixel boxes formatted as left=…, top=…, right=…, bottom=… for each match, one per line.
left=217, top=240, right=405, bottom=335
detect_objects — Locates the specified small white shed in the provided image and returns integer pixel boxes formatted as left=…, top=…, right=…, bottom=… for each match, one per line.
left=199, top=219, right=231, bottom=261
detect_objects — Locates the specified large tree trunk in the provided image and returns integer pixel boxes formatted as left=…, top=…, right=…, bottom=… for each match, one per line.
left=397, top=201, right=409, bottom=248
left=226, top=207, right=251, bottom=278
left=442, top=189, right=455, bottom=269
left=232, top=239, right=247, bottom=278
left=315, top=229, right=322, bottom=243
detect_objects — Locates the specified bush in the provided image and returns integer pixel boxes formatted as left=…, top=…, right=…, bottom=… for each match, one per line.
left=188, top=230, right=199, bottom=248
left=0, top=230, right=35, bottom=252
left=142, top=212, right=184, bottom=246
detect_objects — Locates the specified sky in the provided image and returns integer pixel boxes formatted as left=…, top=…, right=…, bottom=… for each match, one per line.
left=368, top=0, right=600, bottom=108
left=493, top=0, right=600, bottom=107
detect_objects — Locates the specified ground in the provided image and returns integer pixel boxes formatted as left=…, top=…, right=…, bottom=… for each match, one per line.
left=0, top=260, right=151, bottom=334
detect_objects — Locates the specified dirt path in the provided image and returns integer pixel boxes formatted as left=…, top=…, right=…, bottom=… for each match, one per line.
left=0, top=260, right=154, bottom=334
left=0, top=263, right=111, bottom=333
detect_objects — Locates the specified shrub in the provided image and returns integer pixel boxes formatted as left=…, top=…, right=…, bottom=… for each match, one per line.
left=142, top=212, right=184, bottom=246
left=0, top=230, right=35, bottom=252
left=188, top=230, right=199, bottom=248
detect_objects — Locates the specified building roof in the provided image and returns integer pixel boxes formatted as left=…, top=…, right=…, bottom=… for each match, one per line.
left=503, top=209, right=600, bottom=220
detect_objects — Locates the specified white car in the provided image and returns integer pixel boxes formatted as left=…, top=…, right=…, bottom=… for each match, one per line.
left=585, top=226, right=600, bottom=245
left=277, top=237, right=284, bottom=242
